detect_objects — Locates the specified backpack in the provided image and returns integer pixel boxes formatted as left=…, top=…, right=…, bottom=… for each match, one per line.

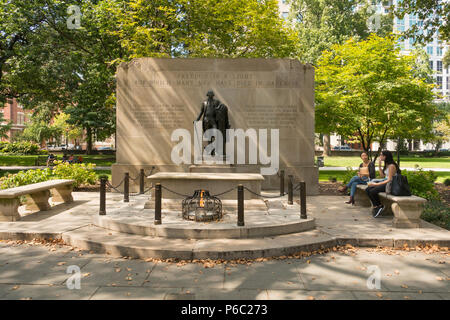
left=388, top=174, right=411, bottom=196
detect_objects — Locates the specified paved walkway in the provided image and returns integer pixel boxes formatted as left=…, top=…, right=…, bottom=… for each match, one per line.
left=0, top=240, right=448, bottom=300
left=1, top=166, right=449, bottom=172
left=319, top=167, right=450, bottom=172
left=0, top=166, right=111, bottom=171
left=0, top=192, right=448, bottom=299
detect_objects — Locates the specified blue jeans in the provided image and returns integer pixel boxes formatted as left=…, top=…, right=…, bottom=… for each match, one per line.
left=347, top=176, right=369, bottom=197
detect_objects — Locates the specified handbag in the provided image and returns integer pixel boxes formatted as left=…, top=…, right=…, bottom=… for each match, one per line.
left=390, top=174, right=411, bottom=196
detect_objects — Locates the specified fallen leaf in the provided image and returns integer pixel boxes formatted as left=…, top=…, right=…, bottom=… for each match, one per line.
left=306, top=260, right=311, bottom=264
left=11, top=286, right=19, bottom=290
left=403, top=296, right=410, bottom=300
left=436, top=277, right=443, bottom=281
left=83, top=273, right=91, bottom=278
left=376, top=293, right=383, bottom=298
left=115, top=268, right=121, bottom=273
left=57, top=262, right=66, bottom=266
left=401, top=284, right=408, bottom=289
left=307, top=296, right=315, bottom=300
left=394, top=270, right=400, bottom=275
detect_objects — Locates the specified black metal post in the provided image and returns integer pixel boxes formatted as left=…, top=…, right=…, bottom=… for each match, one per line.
left=300, top=181, right=307, bottom=219
left=99, top=177, right=106, bottom=215
left=139, top=169, right=145, bottom=194
left=288, top=175, right=293, bottom=205
left=124, top=172, right=129, bottom=202
left=154, top=183, right=162, bottom=225
left=237, top=184, right=244, bottom=226
left=280, top=169, right=285, bottom=196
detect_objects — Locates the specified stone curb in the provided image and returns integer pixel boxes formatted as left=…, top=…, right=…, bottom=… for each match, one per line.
left=92, top=215, right=316, bottom=239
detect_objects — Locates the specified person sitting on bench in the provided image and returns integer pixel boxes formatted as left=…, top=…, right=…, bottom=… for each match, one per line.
left=365, top=150, right=399, bottom=218
left=338, top=152, right=375, bottom=205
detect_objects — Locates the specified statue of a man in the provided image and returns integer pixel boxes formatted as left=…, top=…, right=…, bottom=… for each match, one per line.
left=195, top=90, right=230, bottom=156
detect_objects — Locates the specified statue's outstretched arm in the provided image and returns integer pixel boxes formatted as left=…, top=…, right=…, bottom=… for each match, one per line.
left=195, top=104, right=205, bottom=122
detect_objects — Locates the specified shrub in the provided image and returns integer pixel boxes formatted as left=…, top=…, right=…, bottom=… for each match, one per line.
left=51, top=161, right=97, bottom=187
left=0, top=141, right=41, bottom=154
left=0, top=168, right=53, bottom=189
left=402, top=168, right=440, bottom=201
left=342, top=167, right=358, bottom=184
left=421, top=200, right=450, bottom=230
left=0, top=161, right=97, bottom=189
left=444, top=178, right=450, bottom=187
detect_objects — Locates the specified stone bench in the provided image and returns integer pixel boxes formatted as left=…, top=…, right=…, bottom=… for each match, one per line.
left=355, top=184, right=427, bottom=228
left=0, top=179, right=75, bottom=222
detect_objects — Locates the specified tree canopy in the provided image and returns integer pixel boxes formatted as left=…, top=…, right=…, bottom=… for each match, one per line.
left=315, top=34, right=438, bottom=159
left=1, top=0, right=299, bottom=153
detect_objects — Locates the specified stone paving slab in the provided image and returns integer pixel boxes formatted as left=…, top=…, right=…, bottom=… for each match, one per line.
left=144, top=263, right=224, bottom=289
left=0, top=242, right=448, bottom=300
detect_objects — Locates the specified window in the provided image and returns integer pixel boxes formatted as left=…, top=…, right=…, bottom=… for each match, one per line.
left=427, top=46, right=433, bottom=55
left=17, top=112, right=24, bottom=125
left=437, top=61, right=442, bottom=73
left=429, top=60, right=433, bottom=70
left=437, top=47, right=443, bottom=56
left=436, top=76, right=442, bottom=89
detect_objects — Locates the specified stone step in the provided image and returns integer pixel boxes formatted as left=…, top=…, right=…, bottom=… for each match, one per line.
left=62, top=225, right=336, bottom=260
left=93, top=212, right=315, bottom=239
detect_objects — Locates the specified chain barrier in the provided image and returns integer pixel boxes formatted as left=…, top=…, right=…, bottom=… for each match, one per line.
left=106, top=181, right=154, bottom=196
left=129, top=175, right=140, bottom=181
left=212, top=187, right=237, bottom=197
left=160, top=185, right=191, bottom=197
left=106, top=177, right=125, bottom=190
left=106, top=181, right=123, bottom=193
left=243, top=186, right=288, bottom=199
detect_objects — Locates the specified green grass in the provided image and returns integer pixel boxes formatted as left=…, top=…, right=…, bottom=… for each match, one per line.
left=0, top=154, right=116, bottom=167
left=323, top=156, right=450, bottom=169
left=319, top=170, right=450, bottom=184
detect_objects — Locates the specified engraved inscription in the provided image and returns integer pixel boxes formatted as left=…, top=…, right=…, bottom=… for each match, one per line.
left=132, top=105, right=185, bottom=128
left=133, top=72, right=299, bottom=88
left=243, top=105, right=298, bottom=128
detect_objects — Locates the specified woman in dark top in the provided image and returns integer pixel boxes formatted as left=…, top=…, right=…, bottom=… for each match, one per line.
left=366, top=150, right=399, bottom=218
left=339, top=152, right=375, bottom=205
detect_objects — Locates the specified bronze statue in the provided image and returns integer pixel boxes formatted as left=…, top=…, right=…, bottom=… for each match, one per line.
left=195, top=90, right=230, bottom=156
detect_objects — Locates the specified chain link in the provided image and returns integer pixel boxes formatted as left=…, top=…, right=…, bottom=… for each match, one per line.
left=160, top=185, right=191, bottom=197
left=212, top=187, right=237, bottom=197
left=243, top=186, right=288, bottom=199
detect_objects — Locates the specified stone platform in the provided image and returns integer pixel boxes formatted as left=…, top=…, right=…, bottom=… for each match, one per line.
left=0, top=192, right=448, bottom=260
left=147, top=172, right=264, bottom=200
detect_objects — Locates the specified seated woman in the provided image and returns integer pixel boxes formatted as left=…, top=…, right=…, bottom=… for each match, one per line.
left=365, top=150, right=399, bottom=218
left=339, top=152, right=375, bottom=205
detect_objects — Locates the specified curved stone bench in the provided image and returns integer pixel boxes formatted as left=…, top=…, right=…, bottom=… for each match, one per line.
left=355, top=184, right=427, bottom=228
left=0, top=179, right=75, bottom=222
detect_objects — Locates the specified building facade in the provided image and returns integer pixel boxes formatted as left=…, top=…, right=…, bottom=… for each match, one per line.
left=0, top=98, right=29, bottom=141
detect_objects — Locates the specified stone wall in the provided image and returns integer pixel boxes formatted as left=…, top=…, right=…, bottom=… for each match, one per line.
left=112, top=58, right=318, bottom=194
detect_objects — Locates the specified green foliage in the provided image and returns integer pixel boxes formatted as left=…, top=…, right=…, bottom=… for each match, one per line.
left=0, top=141, right=41, bottom=154
left=0, top=168, right=53, bottom=189
left=402, top=168, right=440, bottom=201
left=421, top=200, right=450, bottom=230
left=444, top=178, right=450, bottom=187
left=51, top=161, right=98, bottom=187
left=0, top=161, right=97, bottom=189
left=342, top=167, right=358, bottom=185
left=394, top=0, right=449, bottom=44
left=315, top=34, right=437, bottom=159
left=289, top=0, right=393, bottom=64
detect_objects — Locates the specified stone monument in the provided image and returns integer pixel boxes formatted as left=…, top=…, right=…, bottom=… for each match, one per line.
left=112, top=58, right=318, bottom=194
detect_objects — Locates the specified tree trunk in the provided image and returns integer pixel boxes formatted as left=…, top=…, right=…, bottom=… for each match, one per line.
left=323, top=133, right=331, bottom=156
left=86, top=127, right=93, bottom=155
